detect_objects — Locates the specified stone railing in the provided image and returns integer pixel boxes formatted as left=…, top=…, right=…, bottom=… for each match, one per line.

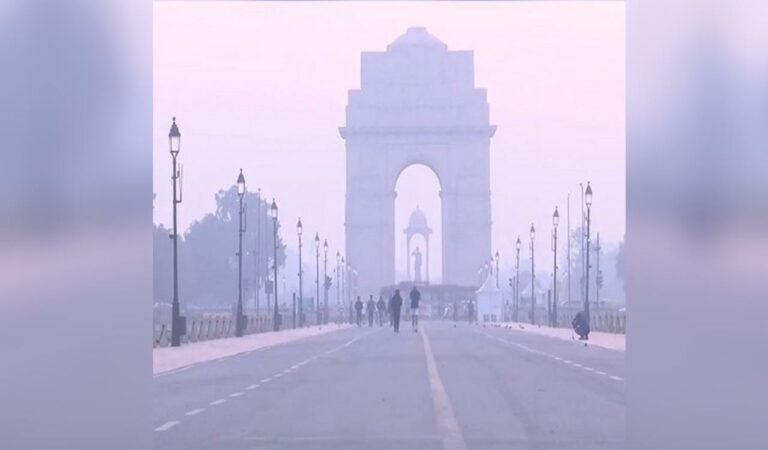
left=153, top=314, right=275, bottom=348
left=556, top=310, right=626, bottom=334
left=152, top=303, right=347, bottom=348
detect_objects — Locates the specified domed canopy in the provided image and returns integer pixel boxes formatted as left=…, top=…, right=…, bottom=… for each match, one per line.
left=404, top=206, right=432, bottom=235
left=387, top=27, right=448, bottom=52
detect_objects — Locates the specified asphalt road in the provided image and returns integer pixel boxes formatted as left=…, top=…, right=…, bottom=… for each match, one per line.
left=153, top=321, right=625, bottom=450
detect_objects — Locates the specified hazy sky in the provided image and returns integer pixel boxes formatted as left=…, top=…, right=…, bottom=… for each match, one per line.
left=153, top=1, right=625, bottom=280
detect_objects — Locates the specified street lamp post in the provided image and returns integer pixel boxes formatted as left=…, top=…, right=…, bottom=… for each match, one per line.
left=515, top=237, right=521, bottom=323
left=255, top=188, right=261, bottom=318
left=580, top=183, right=586, bottom=307
left=584, top=182, right=593, bottom=327
left=269, top=199, right=279, bottom=331
left=494, top=250, right=500, bottom=288
left=235, top=169, right=247, bottom=337
left=323, top=239, right=329, bottom=324
left=335, top=251, right=341, bottom=308
left=552, top=207, right=559, bottom=328
left=595, top=232, right=602, bottom=312
left=341, top=257, right=347, bottom=321
left=168, top=118, right=185, bottom=347
left=314, top=232, right=320, bottom=325
left=297, top=218, right=304, bottom=327
left=530, top=224, right=536, bottom=325
left=567, top=193, right=571, bottom=304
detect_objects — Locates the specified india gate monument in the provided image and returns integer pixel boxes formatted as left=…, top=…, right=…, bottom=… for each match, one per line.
left=340, top=27, right=495, bottom=296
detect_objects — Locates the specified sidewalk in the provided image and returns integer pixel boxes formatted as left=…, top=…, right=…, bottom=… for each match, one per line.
left=487, top=321, right=626, bottom=352
left=153, top=324, right=352, bottom=375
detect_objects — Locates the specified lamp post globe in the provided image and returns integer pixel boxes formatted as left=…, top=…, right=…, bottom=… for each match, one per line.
left=553, top=207, right=560, bottom=228
left=169, top=117, right=180, bottom=157
left=237, top=169, right=246, bottom=197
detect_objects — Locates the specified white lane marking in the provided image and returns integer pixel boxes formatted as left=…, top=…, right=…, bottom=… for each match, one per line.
left=155, top=421, right=180, bottom=432
left=421, top=325, right=468, bottom=450
left=154, top=364, right=195, bottom=378
left=177, top=329, right=378, bottom=421
left=291, top=364, right=300, bottom=370
left=475, top=329, right=625, bottom=383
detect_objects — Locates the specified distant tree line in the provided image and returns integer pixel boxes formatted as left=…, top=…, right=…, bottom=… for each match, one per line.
left=154, top=186, right=286, bottom=308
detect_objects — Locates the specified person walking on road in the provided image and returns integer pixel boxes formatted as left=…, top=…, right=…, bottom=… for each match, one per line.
left=409, top=286, right=421, bottom=332
left=366, top=295, right=376, bottom=328
left=376, top=295, right=386, bottom=327
left=467, top=299, right=475, bottom=324
left=389, top=290, right=403, bottom=333
left=354, top=296, right=363, bottom=327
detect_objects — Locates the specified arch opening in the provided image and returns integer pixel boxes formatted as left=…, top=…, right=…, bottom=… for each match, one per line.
left=394, top=163, right=442, bottom=284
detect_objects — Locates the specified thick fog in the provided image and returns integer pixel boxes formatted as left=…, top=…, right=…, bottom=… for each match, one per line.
left=152, top=2, right=625, bottom=285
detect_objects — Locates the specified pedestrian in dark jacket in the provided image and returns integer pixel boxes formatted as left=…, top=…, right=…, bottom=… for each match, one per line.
left=376, top=295, right=386, bottom=327
left=390, top=290, right=403, bottom=332
left=409, top=286, right=421, bottom=332
left=366, top=295, right=376, bottom=327
left=354, top=296, right=363, bottom=327
left=572, top=311, right=590, bottom=340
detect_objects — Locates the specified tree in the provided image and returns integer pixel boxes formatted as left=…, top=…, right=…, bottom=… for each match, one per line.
left=615, top=237, right=625, bottom=292
left=153, top=223, right=173, bottom=304
left=152, top=185, right=286, bottom=308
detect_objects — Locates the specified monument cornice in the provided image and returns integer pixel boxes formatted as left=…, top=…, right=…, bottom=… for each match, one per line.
left=339, top=125, right=496, bottom=139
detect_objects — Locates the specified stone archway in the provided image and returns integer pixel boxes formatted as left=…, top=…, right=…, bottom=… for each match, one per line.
left=340, top=27, right=495, bottom=296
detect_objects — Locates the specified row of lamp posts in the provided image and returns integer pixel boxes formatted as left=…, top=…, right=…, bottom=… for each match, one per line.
left=166, top=117, right=341, bottom=347
left=502, top=182, right=593, bottom=329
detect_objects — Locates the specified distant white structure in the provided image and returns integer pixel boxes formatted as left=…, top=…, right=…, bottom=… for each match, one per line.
left=341, top=27, right=495, bottom=295
left=476, top=273, right=502, bottom=323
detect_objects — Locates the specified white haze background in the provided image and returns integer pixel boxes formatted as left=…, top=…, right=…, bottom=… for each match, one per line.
left=153, top=2, right=625, bottom=282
